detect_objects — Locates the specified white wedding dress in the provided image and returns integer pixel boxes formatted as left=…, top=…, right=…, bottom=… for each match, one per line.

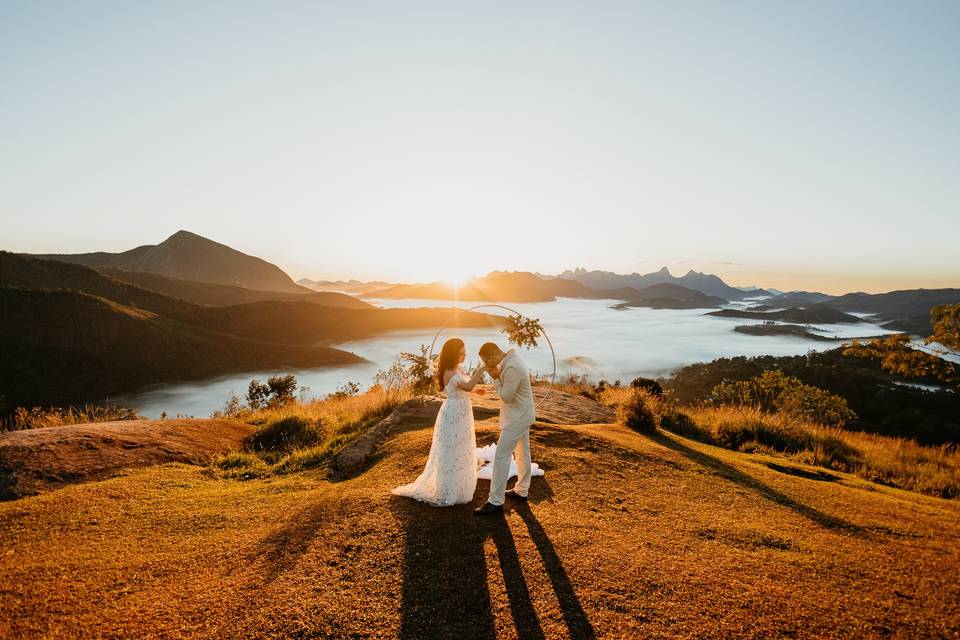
left=392, top=370, right=478, bottom=506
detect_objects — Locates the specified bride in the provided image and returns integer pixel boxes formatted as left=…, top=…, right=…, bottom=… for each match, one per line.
left=392, top=337, right=486, bottom=506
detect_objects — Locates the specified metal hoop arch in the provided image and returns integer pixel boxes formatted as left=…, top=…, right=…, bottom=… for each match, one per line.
left=427, top=304, right=556, bottom=408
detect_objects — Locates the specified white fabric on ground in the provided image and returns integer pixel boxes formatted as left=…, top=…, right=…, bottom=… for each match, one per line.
left=475, top=443, right=544, bottom=481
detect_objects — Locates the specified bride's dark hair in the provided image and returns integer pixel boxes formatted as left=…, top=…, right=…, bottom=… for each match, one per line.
left=436, top=337, right=465, bottom=389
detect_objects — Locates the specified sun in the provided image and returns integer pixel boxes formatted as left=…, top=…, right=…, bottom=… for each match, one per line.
left=443, top=267, right=475, bottom=289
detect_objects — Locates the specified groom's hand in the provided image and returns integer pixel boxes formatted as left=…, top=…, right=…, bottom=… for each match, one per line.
left=487, top=366, right=501, bottom=380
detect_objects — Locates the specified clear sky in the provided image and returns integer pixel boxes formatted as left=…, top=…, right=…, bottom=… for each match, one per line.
left=2, top=1, right=958, bottom=294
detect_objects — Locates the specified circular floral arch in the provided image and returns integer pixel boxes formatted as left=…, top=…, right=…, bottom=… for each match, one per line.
left=427, top=304, right=556, bottom=408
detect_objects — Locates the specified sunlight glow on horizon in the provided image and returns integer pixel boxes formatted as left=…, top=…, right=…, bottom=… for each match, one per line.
left=2, top=2, right=958, bottom=296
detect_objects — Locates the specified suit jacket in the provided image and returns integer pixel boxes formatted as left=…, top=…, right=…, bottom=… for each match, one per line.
left=492, top=349, right=536, bottom=430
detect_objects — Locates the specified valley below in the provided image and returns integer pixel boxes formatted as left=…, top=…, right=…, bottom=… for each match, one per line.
left=113, top=296, right=902, bottom=420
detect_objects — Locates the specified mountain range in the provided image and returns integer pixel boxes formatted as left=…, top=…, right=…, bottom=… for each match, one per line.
left=363, top=267, right=779, bottom=305
left=556, top=267, right=771, bottom=301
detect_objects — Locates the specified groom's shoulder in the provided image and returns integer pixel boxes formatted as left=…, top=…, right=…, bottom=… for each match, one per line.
left=508, top=352, right=529, bottom=371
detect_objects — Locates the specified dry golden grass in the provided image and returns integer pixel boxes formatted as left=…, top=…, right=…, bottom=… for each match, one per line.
left=211, top=387, right=411, bottom=477
left=676, top=405, right=960, bottom=499
left=593, top=384, right=960, bottom=500
left=0, top=404, right=144, bottom=432
left=597, top=385, right=633, bottom=406
left=535, top=376, right=597, bottom=398
left=2, top=414, right=960, bottom=639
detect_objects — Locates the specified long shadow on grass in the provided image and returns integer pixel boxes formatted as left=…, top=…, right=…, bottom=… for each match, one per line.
left=392, top=494, right=498, bottom=639
left=252, top=500, right=329, bottom=583
left=394, top=479, right=595, bottom=640
left=512, top=501, right=596, bottom=639
left=647, top=430, right=865, bottom=535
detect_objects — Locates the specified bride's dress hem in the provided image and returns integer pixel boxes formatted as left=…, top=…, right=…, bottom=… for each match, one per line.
left=390, top=486, right=473, bottom=508
left=390, top=370, right=478, bottom=507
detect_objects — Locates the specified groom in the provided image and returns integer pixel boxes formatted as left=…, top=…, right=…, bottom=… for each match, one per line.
left=474, top=342, right=536, bottom=515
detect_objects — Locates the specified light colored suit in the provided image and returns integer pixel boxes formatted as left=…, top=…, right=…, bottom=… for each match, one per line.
left=488, top=349, right=536, bottom=505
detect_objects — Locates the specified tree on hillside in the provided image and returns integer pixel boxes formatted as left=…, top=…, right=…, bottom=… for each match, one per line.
left=246, top=374, right=299, bottom=409
left=843, top=304, right=960, bottom=392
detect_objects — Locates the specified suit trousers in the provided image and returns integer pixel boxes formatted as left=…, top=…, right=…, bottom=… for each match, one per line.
left=487, top=421, right=532, bottom=505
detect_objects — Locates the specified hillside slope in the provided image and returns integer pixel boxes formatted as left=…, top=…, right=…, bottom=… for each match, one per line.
left=612, top=283, right=726, bottom=309
left=99, top=268, right=372, bottom=309
left=0, top=288, right=365, bottom=411
left=1, top=252, right=493, bottom=344
left=2, top=405, right=958, bottom=638
left=823, top=288, right=960, bottom=333
left=0, top=253, right=500, bottom=411
left=31, top=230, right=309, bottom=293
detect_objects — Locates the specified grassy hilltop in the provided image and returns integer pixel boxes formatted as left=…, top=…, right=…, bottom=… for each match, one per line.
left=2, top=388, right=959, bottom=639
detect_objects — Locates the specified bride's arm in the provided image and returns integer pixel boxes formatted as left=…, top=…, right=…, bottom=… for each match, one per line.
left=455, top=366, right=486, bottom=391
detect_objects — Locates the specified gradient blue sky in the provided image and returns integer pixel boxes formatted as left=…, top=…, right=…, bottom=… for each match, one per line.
left=2, top=1, right=958, bottom=293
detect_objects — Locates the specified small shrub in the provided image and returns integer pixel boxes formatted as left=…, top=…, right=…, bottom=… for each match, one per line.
left=630, top=377, right=664, bottom=397
left=617, top=388, right=660, bottom=433
left=212, top=391, right=245, bottom=419
left=247, top=379, right=270, bottom=410
left=799, top=432, right=863, bottom=471
left=400, top=345, right=437, bottom=394
left=712, top=369, right=792, bottom=411
left=250, top=415, right=324, bottom=452
left=266, top=374, right=298, bottom=405
left=373, top=360, right=414, bottom=394
left=212, top=451, right=272, bottom=479
left=328, top=381, right=361, bottom=400
left=210, top=382, right=410, bottom=479
left=660, top=409, right=711, bottom=441
left=713, top=414, right=810, bottom=453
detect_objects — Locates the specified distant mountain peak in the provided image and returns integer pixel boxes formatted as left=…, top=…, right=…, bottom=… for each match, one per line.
left=28, top=231, right=306, bottom=293
left=162, top=229, right=222, bottom=246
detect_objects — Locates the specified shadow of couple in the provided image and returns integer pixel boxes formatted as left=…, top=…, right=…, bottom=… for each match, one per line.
left=393, top=485, right=596, bottom=640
